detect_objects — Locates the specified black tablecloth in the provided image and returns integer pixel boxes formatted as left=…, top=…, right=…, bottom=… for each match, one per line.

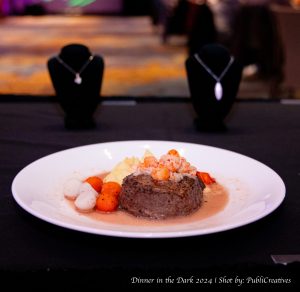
left=0, top=99, right=299, bottom=290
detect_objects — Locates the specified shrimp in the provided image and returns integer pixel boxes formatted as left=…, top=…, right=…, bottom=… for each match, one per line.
left=151, top=166, right=170, bottom=181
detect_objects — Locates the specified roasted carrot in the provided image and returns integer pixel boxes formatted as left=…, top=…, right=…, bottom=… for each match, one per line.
left=85, top=176, right=103, bottom=193
left=101, top=182, right=121, bottom=197
left=95, top=182, right=121, bottom=212
left=196, top=171, right=216, bottom=185
left=96, top=192, right=119, bottom=212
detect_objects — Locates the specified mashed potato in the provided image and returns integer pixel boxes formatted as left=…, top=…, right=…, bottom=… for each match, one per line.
left=103, top=150, right=153, bottom=185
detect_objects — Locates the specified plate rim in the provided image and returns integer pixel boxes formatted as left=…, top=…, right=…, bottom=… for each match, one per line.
left=11, top=140, right=286, bottom=238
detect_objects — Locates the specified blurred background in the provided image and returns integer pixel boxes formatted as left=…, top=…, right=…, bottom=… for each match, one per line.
left=0, top=0, right=299, bottom=99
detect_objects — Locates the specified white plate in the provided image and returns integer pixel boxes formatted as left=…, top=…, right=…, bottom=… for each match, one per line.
left=11, top=140, right=285, bottom=238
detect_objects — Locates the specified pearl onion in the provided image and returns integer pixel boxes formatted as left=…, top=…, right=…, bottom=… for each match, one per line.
left=79, top=182, right=99, bottom=197
left=74, top=190, right=97, bottom=212
left=63, top=178, right=82, bottom=200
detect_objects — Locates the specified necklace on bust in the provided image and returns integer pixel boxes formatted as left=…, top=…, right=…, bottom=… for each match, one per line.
left=194, top=54, right=234, bottom=101
left=55, top=55, right=94, bottom=85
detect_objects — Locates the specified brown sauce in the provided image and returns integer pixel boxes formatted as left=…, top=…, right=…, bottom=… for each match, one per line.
left=70, top=182, right=229, bottom=226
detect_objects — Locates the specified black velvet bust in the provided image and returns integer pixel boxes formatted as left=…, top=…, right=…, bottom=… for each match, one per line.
left=47, top=44, right=104, bottom=129
left=185, top=44, right=242, bottom=131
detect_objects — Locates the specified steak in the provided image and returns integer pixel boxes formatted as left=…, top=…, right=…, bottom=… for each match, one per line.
left=119, top=174, right=205, bottom=219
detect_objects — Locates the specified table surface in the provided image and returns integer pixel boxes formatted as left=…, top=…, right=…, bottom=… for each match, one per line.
left=0, top=99, right=299, bottom=289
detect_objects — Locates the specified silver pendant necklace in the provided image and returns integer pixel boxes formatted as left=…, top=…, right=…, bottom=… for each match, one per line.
left=56, top=55, right=94, bottom=85
left=194, top=54, right=234, bottom=101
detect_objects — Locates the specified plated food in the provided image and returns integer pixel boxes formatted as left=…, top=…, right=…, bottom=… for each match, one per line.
left=12, top=140, right=285, bottom=237
left=63, top=149, right=222, bottom=220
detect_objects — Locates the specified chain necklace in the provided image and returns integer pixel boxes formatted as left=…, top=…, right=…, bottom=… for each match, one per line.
left=194, top=54, right=234, bottom=101
left=56, top=55, right=94, bottom=85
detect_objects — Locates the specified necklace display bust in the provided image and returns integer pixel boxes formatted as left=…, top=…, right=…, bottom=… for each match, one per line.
left=185, top=44, right=242, bottom=131
left=47, top=44, right=104, bottom=129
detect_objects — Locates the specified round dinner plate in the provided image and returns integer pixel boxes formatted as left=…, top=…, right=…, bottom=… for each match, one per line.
left=11, top=140, right=285, bottom=238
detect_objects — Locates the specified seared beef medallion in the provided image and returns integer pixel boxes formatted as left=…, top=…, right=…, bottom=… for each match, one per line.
left=119, top=174, right=205, bottom=219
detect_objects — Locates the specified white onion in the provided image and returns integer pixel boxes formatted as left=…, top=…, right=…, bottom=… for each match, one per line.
left=74, top=190, right=97, bottom=212
left=79, top=182, right=98, bottom=197
left=63, top=178, right=82, bottom=200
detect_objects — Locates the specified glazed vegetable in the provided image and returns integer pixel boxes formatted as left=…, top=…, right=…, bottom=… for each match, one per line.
left=96, top=192, right=119, bottom=212
left=101, top=182, right=121, bottom=197
left=63, top=178, right=82, bottom=200
left=85, top=176, right=103, bottom=193
left=196, top=171, right=216, bottom=185
left=95, top=182, right=121, bottom=212
left=74, top=190, right=97, bottom=212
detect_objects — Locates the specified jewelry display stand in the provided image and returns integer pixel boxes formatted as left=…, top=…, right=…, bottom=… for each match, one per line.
left=47, top=44, right=104, bottom=129
left=185, top=44, right=242, bottom=131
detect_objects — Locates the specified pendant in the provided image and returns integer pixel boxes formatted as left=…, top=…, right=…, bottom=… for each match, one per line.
left=74, top=73, right=82, bottom=85
left=214, top=82, right=223, bottom=101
